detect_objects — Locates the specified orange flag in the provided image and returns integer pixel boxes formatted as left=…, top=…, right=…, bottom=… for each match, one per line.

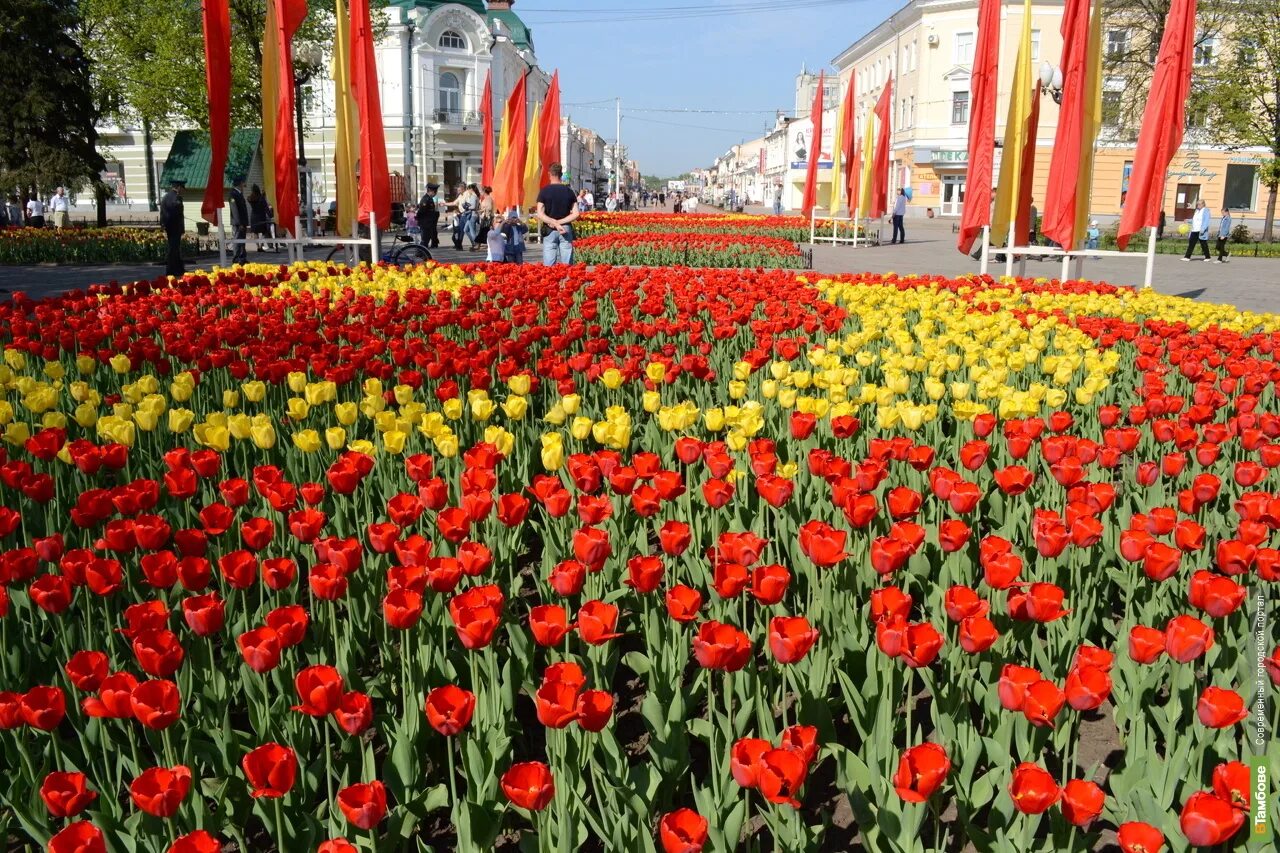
left=270, top=0, right=307, bottom=235
left=869, top=76, right=892, bottom=218
left=492, top=74, right=528, bottom=211
left=539, top=71, right=561, bottom=188
left=350, top=0, right=389, bottom=227
left=1041, top=0, right=1093, bottom=249
left=480, top=71, right=495, bottom=187
left=800, top=71, right=824, bottom=219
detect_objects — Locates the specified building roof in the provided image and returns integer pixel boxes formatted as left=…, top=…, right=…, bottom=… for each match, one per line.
left=160, top=129, right=261, bottom=190
left=391, top=1, right=534, bottom=50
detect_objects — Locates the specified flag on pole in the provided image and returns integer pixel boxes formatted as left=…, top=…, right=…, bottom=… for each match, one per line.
left=840, top=71, right=857, bottom=212
left=260, top=0, right=279, bottom=207
left=801, top=70, right=824, bottom=219
left=847, top=135, right=862, bottom=216
left=956, top=0, right=1000, bottom=254
left=1117, top=0, right=1196, bottom=249
left=1041, top=0, right=1093, bottom=249
left=539, top=71, right=561, bottom=187
left=480, top=70, right=495, bottom=187
left=992, top=0, right=1035, bottom=247
left=270, top=0, right=307, bottom=236
left=523, top=103, right=543, bottom=210
left=1015, top=82, right=1042, bottom=248
left=858, top=108, right=875, bottom=217
left=200, top=0, right=231, bottom=224
left=492, top=73, right=528, bottom=211
left=332, top=0, right=359, bottom=234
left=350, top=0, right=389, bottom=227
left=829, top=78, right=855, bottom=214
left=870, top=76, right=892, bottom=218
left=1073, top=0, right=1103, bottom=248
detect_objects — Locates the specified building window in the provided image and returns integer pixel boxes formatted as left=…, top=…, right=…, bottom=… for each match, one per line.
left=1121, top=161, right=1133, bottom=205
left=955, top=31, right=974, bottom=64
left=438, top=71, right=461, bottom=116
left=1101, top=91, right=1122, bottom=126
left=1224, top=163, right=1258, bottom=210
left=1106, top=28, right=1129, bottom=59
left=1237, top=37, right=1258, bottom=66
left=951, top=90, right=970, bottom=124
left=1030, top=29, right=1040, bottom=62
left=1184, top=101, right=1209, bottom=129
left=909, top=95, right=915, bottom=126
left=910, top=42, right=917, bottom=71
left=438, top=30, right=467, bottom=50
left=1194, top=35, right=1216, bottom=67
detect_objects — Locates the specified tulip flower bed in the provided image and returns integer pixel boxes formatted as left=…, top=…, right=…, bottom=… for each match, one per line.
left=0, top=259, right=1278, bottom=853
left=575, top=212, right=842, bottom=244
left=0, top=227, right=198, bottom=265
left=574, top=232, right=807, bottom=269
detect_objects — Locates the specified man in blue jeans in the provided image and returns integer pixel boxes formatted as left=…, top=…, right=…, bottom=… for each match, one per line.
left=535, top=163, right=581, bottom=265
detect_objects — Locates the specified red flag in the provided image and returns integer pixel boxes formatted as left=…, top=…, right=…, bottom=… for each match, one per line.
left=957, top=0, right=1000, bottom=254
left=539, top=71, right=561, bottom=188
left=1116, top=0, right=1197, bottom=249
left=1016, top=82, right=1042, bottom=244
left=350, top=0, right=389, bottom=227
left=800, top=71, right=824, bottom=219
left=480, top=70, right=495, bottom=187
left=271, top=0, right=307, bottom=236
left=492, top=73, right=528, bottom=211
left=200, top=0, right=231, bottom=224
left=847, top=136, right=862, bottom=215
left=870, top=76, right=892, bottom=218
left=1041, top=0, right=1092, bottom=249
left=838, top=72, right=856, bottom=210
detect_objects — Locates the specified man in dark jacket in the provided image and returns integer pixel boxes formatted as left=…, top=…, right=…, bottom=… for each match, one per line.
left=159, top=179, right=186, bottom=277
left=229, top=176, right=249, bottom=264
left=417, top=183, right=441, bottom=248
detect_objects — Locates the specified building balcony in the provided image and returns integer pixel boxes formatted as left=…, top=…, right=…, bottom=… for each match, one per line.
left=429, top=108, right=484, bottom=129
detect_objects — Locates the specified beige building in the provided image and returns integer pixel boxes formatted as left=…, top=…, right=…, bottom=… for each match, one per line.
left=831, top=0, right=1274, bottom=229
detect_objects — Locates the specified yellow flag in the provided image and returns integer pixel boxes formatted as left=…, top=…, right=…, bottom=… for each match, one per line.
left=332, top=0, right=360, bottom=236
left=523, top=103, right=542, bottom=211
left=260, top=0, right=279, bottom=205
left=829, top=95, right=844, bottom=215
left=992, top=0, right=1033, bottom=246
left=1073, top=0, right=1103, bottom=248
left=858, top=110, right=875, bottom=217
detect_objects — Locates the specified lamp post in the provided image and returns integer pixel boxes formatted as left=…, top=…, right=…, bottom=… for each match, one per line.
left=1039, top=61, right=1064, bottom=104
left=429, top=121, right=442, bottom=184
left=402, top=10, right=417, bottom=201
left=294, top=43, right=323, bottom=238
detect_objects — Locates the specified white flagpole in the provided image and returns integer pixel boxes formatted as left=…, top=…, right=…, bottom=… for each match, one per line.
left=217, top=208, right=228, bottom=267
left=980, top=224, right=990, bottom=275
left=1143, top=226, right=1157, bottom=288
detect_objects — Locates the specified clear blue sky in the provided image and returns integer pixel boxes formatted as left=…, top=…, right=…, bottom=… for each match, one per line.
left=522, top=0, right=873, bottom=177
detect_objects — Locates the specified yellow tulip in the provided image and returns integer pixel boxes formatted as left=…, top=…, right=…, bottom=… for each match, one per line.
left=359, top=394, right=385, bottom=418
left=75, top=355, right=96, bottom=375
left=288, top=372, right=308, bottom=393
left=109, top=354, right=131, bottom=374
left=442, top=398, right=463, bottom=420
left=382, top=429, right=407, bottom=454
left=433, top=431, right=459, bottom=457
left=570, top=416, right=593, bottom=441
left=335, top=402, right=359, bottom=426
left=601, top=368, right=624, bottom=390
left=42, top=411, right=68, bottom=429
left=703, top=408, right=725, bottom=432
left=292, top=429, right=322, bottom=452
left=242, top=381, right=267, bottom=403
left=642, top=390, right=661, bottom=413
left=508, top=374, right=532, bottom=396
left=502, top=395, right=529, bottom=420
left=560, top=394, right=581, bottom=415
left=326, top=427, right=347, bottom=450
left=484, top=425, right=515, bottom=457
left=645, top=362, right=666, bottom=383
left=227, top=414, right=251, bottom=440
left=363, top=378, right=383, bottom=397
left=43, top=361, right=65, bottom=380
left=3, top=422, right=32, bottom=445
left=348, top=439, right=376, bottom=457
left=250, top=421, right=277, bottom=450
left=223, top=390, right=241, bottom=409
left=168, top=408, right=195, bottom=433
left=544, top=402, right=568, bottom=425
left=73, top=403, right=98, bottom=428
left=540, top=433, right=564, bottom=470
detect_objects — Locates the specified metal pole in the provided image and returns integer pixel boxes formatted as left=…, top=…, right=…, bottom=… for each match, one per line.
left=295, top=76, right=312, bottom=239
left=809, top=211, right=816, bottom=245
left=370, top=210, right=380, bottom=265
left=614, top=97, right=621, bottom=198
left=1005, top=221, right=1016, bottom=278
left=1143, top=226, right=1156, bottom=288
left=980, top=224, right=990, bottom=274
left=217, top=207, right=228, bottom=267
left=1060, top=251, right=1070, bottom=281
left=294, top=216, right=303, bottom=264
left=403, top=14, right=416, bottom=202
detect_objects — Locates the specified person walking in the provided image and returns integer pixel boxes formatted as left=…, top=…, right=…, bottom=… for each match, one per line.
left=475, top=186, right=495, bottom=251
left=25, top=195, right=45, bottom=227
left=772, top=184, right=783, bottom=216
left=1214, top=206, right=1232, bottom=263
left=1181, top=200, right=1211, bottom=261
left=605, top=193, right=618, bottom=212
left=159, top=178, right=186, bottom=277
left=50, top=187, right=71, bottom=229
left=4, top=195, right=22, bottom=229
left=890, top=188, right=907, bottom=244
left=248, top=184, right=273, bottom=250
left=229, top=177, right=249, bottom=264
left=535, top=163, right=580, bottom=266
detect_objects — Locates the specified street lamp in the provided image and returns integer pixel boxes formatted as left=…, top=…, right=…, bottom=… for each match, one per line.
left=428, top=121, right=442, bottom=185
left=1039, top=61, right=1064, bottom=104
left=294, top=43, right=324, bottom=237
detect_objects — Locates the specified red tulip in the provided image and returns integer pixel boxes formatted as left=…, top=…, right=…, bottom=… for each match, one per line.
left=130, top=765, right=192, bottom=818
left=576, top=689, right=614, bottom=732
left=625, top=555, right=665, bottom=594
left=181, top=593, right=225, bottom=636
left=1165, top=615, right=1214, bottom=662
left=237, top=627, right=283, bottom=674
left=757, top=747, right=809, bottom=807
left=658, top=520, right=692, bottom=556
left=1212, top=760, right=1251, bottom=811
left=424, top=685, right=476, bottom=736
left=167, top=830, right=221, bottom=853
left=1064, top=665, right=1112, bottom=711
left=692, top=621, right=751, bottom=671
left=40, top=771, right=98, bottom=818
left=1128, top=625, right=1166, bottom=664
left=548, top=559, right=586, bottom=596
left=577, top=599, right=623, bottom=644
left=241, top=743, right=297, bottom=798
left=730, top=737, right=771, bottom=789
left=1021, top=679, right=1065, bottom=727
left=768, top=616, right=819, bottom=664
left=1196, top=686, right=1248, bottom=728
left=798, top=520, right=847, bottom=567
left=448, top=585, right=504, bottom=650
left=665, top=585, right=703, bottom=622
left=335, top=691, right=374, bottom=736
left=267, top=605, right=309, bottom=647
left=997, top=665, right=1041, bottom=711
left=21, top=685, right=66, bottom=730
left=501, top=762, right=555, bottom=811
left=337, top=781, right=387, bottom=830
left=958, top=615, right=1000, bottom=653
left=1179, top=791, right=1244, bottom=846
left=892, top=742, right=950, bottom=802
left=529, top=604, right=573, bottom=646
left=1061, top=779, right=1105, bottom=826
left=65, top=651, right=109, bottom=693
left=1117, top=821, right=1165, bottom=852
left=1187, top=570, right=1246, bottom=617
left=317, top=840, right=358, bottom=853
left=47, top=821, right=107, bottom=853
left=658, top=808, right=708, bottom=853
left=1009, top=762, right=1060, bottom=814
left=900, top=622, right=943, bottom=668
left=293, top=665, right=344, bottom=717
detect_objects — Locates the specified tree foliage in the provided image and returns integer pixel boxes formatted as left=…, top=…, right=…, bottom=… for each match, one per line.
left=0, top=0, right=106, bottom=194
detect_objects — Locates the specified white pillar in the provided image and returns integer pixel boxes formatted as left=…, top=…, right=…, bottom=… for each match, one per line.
left=1143, top=227, right=1157, bottom=288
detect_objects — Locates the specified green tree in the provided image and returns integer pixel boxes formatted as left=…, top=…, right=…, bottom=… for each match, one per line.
left=0, top=0, right=106, bottom=199
left=1198, top=0, right=1280, bottom=241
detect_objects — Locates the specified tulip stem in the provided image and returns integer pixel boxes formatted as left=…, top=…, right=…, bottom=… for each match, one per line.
left=324, top=720, right=335, bottom=834
left=273, top=795, right=286, bottom=852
